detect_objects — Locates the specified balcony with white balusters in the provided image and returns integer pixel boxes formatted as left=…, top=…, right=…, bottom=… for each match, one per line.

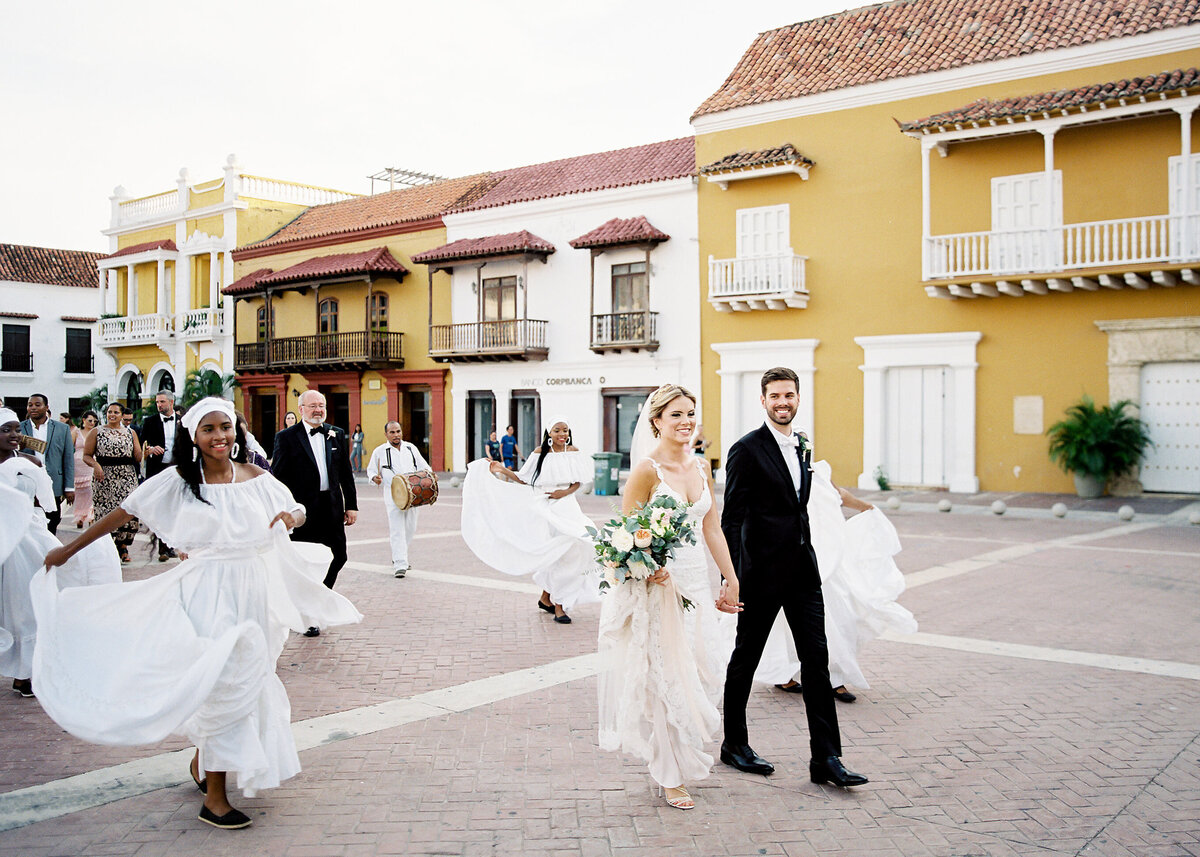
left=707, top=251, right=809, bottom=311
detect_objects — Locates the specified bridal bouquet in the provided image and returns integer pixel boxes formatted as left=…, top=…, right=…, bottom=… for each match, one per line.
left=586, top=494, right=698, bottom=611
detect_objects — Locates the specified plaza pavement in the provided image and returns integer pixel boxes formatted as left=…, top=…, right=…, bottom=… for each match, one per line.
left=0, top=476, right=1197, bottom=857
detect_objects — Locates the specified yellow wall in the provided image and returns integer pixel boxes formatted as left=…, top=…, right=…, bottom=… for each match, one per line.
left=117, top=225, right=174, bottom=250
left=697, top=47, right=1200, bottom=493
left=237, top=201, right=308, bottom=247
left=188, top=214, right=224, bottom=239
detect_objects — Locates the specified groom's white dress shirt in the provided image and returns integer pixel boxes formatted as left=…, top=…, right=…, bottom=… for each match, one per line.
left=766, top=421, right=802, bottom=494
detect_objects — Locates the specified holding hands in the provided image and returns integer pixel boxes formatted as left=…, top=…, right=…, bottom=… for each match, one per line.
left=715, top=578, right=743, bottom=614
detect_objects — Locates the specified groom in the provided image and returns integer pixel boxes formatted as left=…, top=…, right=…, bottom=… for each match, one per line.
left=718, top=367, right=868, bottom=788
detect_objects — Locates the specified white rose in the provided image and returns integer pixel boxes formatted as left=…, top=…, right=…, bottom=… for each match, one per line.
left=633, top=529, right=653, bottom=549
left=610, top=528, right=634, bottom=553
left=650, top=520, right=667, bottom=537
left=627, top=559, right=650, bottom=580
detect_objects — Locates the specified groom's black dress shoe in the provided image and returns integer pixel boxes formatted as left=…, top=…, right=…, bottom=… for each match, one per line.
left=810, top=756, right=868, bottom=788
left=720, top=742, right=775, bottom=775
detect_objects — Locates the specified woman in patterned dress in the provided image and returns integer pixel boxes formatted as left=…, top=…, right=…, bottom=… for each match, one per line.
left=71, top=410, right=98, bottom=527
left=82, top=403, right=142, bottom=562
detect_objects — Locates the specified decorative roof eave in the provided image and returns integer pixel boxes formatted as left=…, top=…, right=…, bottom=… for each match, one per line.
left=568, top=216, right=670, bottom=250
left=704, top=162, right=811, bottom=190
left=223, top=267, right=275, bottom=297
left=699, top=144, right=814, bottom=190
left=98, top=239, right=179, bottom=268
left=900, top=70, right=1200, bottom=145
left=412, top=231, right=556, bottom=272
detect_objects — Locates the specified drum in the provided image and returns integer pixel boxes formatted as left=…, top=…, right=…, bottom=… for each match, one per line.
left=390, top=469, right=439, bottom=511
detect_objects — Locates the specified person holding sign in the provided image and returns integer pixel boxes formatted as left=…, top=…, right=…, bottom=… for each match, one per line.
left=366, top=421, right=431, bottom=578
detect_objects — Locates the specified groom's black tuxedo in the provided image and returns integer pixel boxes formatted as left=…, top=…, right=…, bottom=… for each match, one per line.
left=721, top=423, right=841, bottom=760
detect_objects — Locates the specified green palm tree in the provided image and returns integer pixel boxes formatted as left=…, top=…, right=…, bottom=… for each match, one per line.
left=181, top=369, right=238, bottom=408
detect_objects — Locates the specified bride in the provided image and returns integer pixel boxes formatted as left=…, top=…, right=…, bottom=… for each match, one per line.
left=597, top=384, right=741, bottom=810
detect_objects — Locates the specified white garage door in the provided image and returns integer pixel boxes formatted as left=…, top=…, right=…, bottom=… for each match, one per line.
left=1139, top=362, right=1200, bottom=493
left=885, top=366, right=947, bottom=487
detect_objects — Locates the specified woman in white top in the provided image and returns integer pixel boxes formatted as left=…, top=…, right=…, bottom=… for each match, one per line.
left=461, top=417, right=599, bottom=624
left=597, top=385, right=742, bottom=811
left=38, top=397, right=362, bottom=831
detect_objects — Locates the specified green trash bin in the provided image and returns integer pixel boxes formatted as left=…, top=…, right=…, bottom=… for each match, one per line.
left=592, top=452, right=622, bottom=496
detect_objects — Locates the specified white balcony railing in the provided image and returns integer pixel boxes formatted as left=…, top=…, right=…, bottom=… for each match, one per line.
left=926, top=213, right=1200, bottom=279
left=98, top=313, right=173, bottom=346
left=117, top=190, right=182, bottom=226
left=708, top=251, right=809, bottom=311
left=238, top=175, right=359, bottom=207
left=177, top=308, right=225, bottom=339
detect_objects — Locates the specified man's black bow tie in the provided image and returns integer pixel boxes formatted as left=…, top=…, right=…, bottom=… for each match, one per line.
left=309, top=425, right=329, bottom=436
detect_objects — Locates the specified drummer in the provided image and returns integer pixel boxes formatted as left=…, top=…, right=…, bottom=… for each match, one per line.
left=366, top=420, right=431, bottom=578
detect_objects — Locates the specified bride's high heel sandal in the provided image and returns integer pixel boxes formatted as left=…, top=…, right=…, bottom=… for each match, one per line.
left=659, top=785, right=695, bottom=810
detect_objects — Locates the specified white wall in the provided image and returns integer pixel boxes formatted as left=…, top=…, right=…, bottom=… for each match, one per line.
left=439, top=177, right=701, bottom=467
left=0, top=279, right=115, bottom=412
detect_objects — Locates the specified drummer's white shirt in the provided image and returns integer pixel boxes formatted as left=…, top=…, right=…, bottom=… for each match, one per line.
left=366, top=441, right=430, bottom=508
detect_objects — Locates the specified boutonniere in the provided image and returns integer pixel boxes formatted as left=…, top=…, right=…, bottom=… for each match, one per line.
left=797, top=432, right=811, bottom=456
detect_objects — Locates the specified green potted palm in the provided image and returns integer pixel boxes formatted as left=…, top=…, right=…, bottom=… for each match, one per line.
left=1046, top=395, right=1153, bottom=498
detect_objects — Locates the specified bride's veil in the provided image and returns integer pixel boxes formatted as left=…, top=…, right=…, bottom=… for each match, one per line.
left=628, top=392, right=658, bottom=466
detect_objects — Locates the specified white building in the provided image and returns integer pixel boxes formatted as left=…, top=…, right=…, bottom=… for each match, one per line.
left=412, top=139, right=700, bottom=469
left=0, top=243, right=113, bottom=417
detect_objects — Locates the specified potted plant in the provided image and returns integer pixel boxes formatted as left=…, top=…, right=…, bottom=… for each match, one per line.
left=1046, top=395, right=1153, bottom=498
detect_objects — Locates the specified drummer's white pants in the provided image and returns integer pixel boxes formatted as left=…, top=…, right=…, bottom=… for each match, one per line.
left=386, top=503, right=419, bottom=571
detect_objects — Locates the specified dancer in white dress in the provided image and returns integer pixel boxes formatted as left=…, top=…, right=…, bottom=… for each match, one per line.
left=0, top=409, right=121, bottom=699
left=461, top=416, right=599, bottom=623
left=597, top=385, right=742, bottom=811
left=38, top=397, right=361, bottom=830
left=753, top=460, right=917, bottom=699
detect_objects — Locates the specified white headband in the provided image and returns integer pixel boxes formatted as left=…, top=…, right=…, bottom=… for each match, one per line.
left=543, top=415, right=571, bottom=436
left=180, top=397, right=238, bottom=440
left=0, top=408, right=18, bottom=426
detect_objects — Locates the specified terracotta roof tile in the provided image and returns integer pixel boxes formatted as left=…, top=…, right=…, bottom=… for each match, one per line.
left=693, top=0, right=1200, bottom=119
left=568, top=216, right=670, bottom=249
left=0, top=243, right=103, bottom=288
left=454, top=138, right=695, bottom=212
left=412, top=231, right=556, bottom=264
left=900, top=67, right=1200, bottom=131
left=699, top=143, right=814, bottom=174
left=223, top=267, right=275, bottom=296
left=60, top=316, right=98, bottom=323
left=100, top=239, right=177, bottom=260
left=0, top=312, right=38, bottom=319
left=254, top=248, right=408, bottom=288
left=237, top=175, right=496, bottom=254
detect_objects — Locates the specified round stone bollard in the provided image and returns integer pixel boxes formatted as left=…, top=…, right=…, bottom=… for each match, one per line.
left=937, top=499, right=952, bottom=513
left=1117, top=505, right=1135, bottom=521
left=1189, top=510, right=1200, bottom=526
left=448, top=476, right=462, bottom=488
left=1051, top=502, right=1068, bottom=518
left=886, top=496, right=902, bottom=510
left=990, top=500, right=1007, bottom=515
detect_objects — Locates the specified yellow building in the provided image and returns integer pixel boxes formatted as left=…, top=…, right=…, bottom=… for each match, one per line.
left=98, top=155, right=358, bottom=409
left=693, top=0, right=1200, bottom=494
left=226, top=175, right=494, bottom=467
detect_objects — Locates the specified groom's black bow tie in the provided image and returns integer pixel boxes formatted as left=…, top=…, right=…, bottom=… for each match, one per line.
left=309, top=425, right=329, bottom=437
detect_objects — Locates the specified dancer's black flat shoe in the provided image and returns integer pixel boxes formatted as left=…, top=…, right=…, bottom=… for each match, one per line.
left=553, top=614, right=572, bottom=624
left=187, top=758, right=206, bottom=792
left=775, top=682, right=804, bottom=694
left=11, top=679, right=33, bottom=698
left=720, top=742, right=774, bottom=775
left=303, top=626, right=320, bottom=637
left=537, top=599, right=555, bottom=614
left=833, top=687, right=857, bottom=703
left=810, top=756, right=868, bottom=788
left=198, top=805, right=252, bottom=829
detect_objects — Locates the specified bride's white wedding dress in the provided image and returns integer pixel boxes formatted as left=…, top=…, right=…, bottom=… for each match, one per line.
left=597, top=458, right=724, bottom=788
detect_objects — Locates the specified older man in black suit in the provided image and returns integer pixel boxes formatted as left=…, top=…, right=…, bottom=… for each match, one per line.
left=141, top=390, right=180, bottom=560
left=270, top=390, right=357, bottom=637
left=718, top=366, right=868, bottom=789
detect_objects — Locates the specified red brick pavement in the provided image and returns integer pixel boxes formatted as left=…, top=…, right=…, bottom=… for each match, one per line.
left=0, top=482, right=1196, bottom=856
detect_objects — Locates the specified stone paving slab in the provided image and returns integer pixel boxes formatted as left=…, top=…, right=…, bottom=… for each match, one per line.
left=0, top=482, right=1196, bottom=856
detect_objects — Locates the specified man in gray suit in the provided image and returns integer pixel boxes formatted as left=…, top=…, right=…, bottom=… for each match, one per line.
left=21, top=393, right=74, bottom=534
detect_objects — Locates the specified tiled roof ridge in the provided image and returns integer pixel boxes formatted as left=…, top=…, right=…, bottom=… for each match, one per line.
left=692, top=0, right=1200, bottom=119
left=700, top=143, right=815, bottom=174
left=900, top=67, right=1200, bottom=131
left=100, top=239, right=178, bottom=260
left=0, top=242, right=104, bottom=289
left=412, top=230, right=556, bottom=264
left=568, top=216, right=670, bottom=249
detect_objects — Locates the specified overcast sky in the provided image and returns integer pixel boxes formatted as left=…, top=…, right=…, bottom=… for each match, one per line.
left=1, top=1, right=859, bottom=251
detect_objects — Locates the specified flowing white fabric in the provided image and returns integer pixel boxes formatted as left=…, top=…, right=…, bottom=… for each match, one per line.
left=30, top=469, right=362, bottom=797
left=752, top=460, right=917, bottom=689
left=460, top=451, right=600, bottom=610
left=597, top=458, right=723, bottom=789
left=0, top=458, right=120, bottom=680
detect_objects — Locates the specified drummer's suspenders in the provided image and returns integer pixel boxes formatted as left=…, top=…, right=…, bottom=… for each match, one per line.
left=384, top=445, right=418, bottom=473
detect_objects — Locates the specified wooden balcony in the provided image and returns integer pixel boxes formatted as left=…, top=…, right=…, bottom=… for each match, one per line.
left=708, top=251, right=809, bottom=311
left=589, top=311, right=659, bottom=353
left=234, top=330, right=404, bottom=373
left=429, top=319, right=549, bottom=363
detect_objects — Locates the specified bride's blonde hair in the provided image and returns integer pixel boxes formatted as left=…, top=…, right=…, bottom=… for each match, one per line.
left=647, top=384, right=697, bottom=437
